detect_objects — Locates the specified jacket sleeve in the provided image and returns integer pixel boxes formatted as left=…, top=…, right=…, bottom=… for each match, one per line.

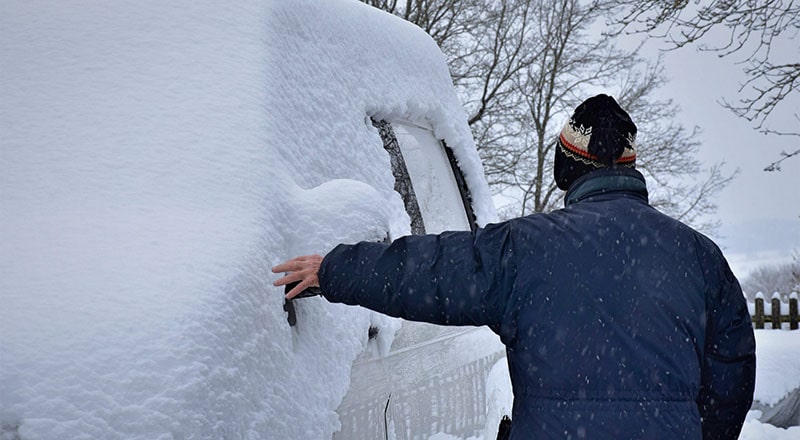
left=697, top=261, right=756, bottom=440
left=317, top=221, right=516, bottom=335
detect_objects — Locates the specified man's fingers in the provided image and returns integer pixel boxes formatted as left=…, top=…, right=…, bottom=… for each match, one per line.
left=271, top=255, right=319, bottom=273
left=273, top=271, right=304, bottom=287
left=271, top=259, right=303, bottom=274
left=272, top=254, right=323, bottom=297
left=285, top=279, right=311, bottom=300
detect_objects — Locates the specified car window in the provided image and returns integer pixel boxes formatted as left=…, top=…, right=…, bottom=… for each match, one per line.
left=372, top=119, right=476, bottom=235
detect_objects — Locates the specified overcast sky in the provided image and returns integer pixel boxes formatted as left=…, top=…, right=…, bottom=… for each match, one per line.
left=643, top=34, right=799, bottom=279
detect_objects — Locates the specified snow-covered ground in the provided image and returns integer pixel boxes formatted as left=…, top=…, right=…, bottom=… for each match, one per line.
left=752, top=330, right=800, bottom=407
left=739, top=330, right=800, bottom=439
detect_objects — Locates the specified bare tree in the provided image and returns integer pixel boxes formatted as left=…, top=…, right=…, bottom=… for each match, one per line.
left=741, top=260, right=800, bottom=301
left=363, top=0, right=735, bottom=235
left=764, top=148, right=800, bottom=171
left=615, top=59, right=737, bottom=232
left=610, top=0, right=800, bottom=167
left=362, top=0, right=483, bottom=62
left=364, top=0, right=541, bottom=194
left=492, top=0, right=642, bottom=215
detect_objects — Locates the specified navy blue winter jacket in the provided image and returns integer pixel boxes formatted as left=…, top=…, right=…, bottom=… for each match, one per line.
left=319, top=168, right=755, bottom=439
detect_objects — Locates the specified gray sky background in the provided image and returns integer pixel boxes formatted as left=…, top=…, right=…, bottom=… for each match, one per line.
left=642, top=33, right=799, bottom=279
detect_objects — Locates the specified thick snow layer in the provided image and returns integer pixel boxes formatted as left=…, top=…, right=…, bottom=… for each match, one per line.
left=0, top=0, right=493, bottom=438
left=752, top=330, right=800, bottom=406
left=739, top=330, right=800, bottom=440
left=740, top=330, right=800, bottom=438
left=740, top=411, right=800, bottom=439
left=482, top=358, right=513, bottom=440
left=266, top=1, right=493, bottom=225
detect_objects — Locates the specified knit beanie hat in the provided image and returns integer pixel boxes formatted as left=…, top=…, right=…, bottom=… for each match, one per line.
left=554, top=94, right=637, bottom=190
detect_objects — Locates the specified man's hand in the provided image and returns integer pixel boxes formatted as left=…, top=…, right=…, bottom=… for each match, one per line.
left=272, top=254, right=323, bottom=299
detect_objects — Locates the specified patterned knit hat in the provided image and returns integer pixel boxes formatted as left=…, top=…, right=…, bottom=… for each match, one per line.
left=554, top=94, right=637, bottom=190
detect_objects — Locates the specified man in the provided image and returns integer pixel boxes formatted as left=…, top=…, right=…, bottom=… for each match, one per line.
left=273, top=95, right=755, bottom=439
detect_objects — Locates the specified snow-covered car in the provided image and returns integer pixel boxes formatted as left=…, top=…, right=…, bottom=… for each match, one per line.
left=1, top=1, right=507, bottom=439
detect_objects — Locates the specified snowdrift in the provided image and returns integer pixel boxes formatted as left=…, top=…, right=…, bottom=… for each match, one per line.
left=0, top=0, right=496, bottom=438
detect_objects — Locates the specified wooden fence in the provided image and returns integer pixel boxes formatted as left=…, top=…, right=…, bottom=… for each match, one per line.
left=749, top=293, right=799, bottom=330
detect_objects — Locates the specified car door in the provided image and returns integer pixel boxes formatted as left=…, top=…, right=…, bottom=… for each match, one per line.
left=333, top=118, right=505, bottom=440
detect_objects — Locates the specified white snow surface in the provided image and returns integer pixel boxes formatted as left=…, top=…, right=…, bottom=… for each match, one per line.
left=752, top=330, right=800, bottom=406
left=482, top=358, right=513, bottom=440
left=740, top=410, right=800, bottom=440
left=0, top=0, right=494, bottom=438
left=733, top=330, right=800, bottom=439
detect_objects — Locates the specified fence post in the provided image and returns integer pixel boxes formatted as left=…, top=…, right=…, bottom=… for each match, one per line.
left=754, top=293, right=765, bottom=329
left=791, top=293, right=798, bottom=330
left=771, top=292, right=782, bottom=330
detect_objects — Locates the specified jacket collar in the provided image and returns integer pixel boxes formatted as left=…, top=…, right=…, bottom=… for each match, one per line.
left=564, top=167, right=649, bottom=207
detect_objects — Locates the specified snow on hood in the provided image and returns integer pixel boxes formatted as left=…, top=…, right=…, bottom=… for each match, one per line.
left=0, top=0, right=493, bottom=438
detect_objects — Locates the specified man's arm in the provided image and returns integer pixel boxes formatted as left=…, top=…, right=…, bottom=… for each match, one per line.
left=697, top=265, right=756, bottom=440
left=275, top=221, right=517, bottom=334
